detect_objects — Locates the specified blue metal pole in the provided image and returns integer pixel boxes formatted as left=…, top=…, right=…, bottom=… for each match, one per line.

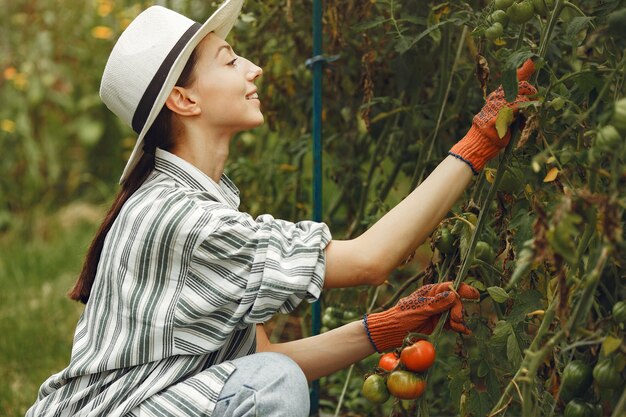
left=310, top=0, right=323, bottom=414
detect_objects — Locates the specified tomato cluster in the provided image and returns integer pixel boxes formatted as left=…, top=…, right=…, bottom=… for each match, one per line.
left=591, top=98, right=626, bottom=160
left=483, top=0, right=553, bottom=43
left=362, top=340, right=436, bottom=404
left=321, top=306, right=359, bottom=332
left=560, top=356, right=625, bottom=416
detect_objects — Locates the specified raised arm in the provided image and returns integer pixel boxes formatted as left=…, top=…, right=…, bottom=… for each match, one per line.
left=323, top=59, right=537, bottom=289
left=324, top=156, right=472, bottom=288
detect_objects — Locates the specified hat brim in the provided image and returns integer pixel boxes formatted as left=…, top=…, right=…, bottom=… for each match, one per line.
left=120, top=0, right=244, bottom=184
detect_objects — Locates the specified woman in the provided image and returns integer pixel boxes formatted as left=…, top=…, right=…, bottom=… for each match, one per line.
left=27, top=1, right=536, bottom=416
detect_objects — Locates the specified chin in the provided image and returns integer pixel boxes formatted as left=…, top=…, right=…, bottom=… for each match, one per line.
left=249, top=114, right=265, bottom=128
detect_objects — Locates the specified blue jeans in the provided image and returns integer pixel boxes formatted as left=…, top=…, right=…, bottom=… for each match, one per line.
left=213, top=352, right=310, bottom=417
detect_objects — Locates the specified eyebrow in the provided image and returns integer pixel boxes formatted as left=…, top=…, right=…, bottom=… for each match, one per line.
left=215, top=44, right=233, bottom=58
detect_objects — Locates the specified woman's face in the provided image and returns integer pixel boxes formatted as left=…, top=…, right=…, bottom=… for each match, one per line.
left=186, top=32, right=264, bottom=135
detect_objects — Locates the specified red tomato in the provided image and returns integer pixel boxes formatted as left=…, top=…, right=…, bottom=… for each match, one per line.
left=400, top=340, right=436, bottom=372
left=386, top=370, right=426, bottom=400
left=378, top=352, right=400, bottom=372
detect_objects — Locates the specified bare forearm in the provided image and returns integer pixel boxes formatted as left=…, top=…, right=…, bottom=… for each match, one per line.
left=324, top=156, right=473, bottom=287
left=362, top=155, right=473, bottom=269
left=256, top=322, right=375, bottom=382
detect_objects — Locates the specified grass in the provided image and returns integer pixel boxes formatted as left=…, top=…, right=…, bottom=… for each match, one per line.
left=0, top=205, right=101, bottom=417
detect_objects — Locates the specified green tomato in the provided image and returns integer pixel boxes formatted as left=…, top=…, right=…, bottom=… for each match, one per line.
left=564, top=399, right=595, bottom=417
left=322, top=312, right=339, bottom=329
left=495, top=0, right=515, bottom=10
left=491, top=9, right=509, bottom=26
left=343, top=310, right=359, bottom=321
left=562, top=360, right=593, bottom=397
left=607, top=8, right=626, bottom=39
left=593, top=359, right=622, bottom=388
left=612, top=301, right=626, bottom=325
left=507, top=1, right=535, bottom=24
left=531, top=0, right=548, bottom=15
left=362, top=374, right=390, bottom=404
left=595, top=125, right=621, bottom=151
left=435, top=228, right=455, bottom=255
left=474, top=241, right=496, bottom=264
left=485, top=22, right=504, bottom=41
left=611, top=97, right=626, bottom=132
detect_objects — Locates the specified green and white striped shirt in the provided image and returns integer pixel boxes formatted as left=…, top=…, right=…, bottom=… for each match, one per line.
left=27, top=149, right=331, bottom=416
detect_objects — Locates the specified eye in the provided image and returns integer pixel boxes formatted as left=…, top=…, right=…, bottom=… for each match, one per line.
left=227, top=57, right=239, bottom=67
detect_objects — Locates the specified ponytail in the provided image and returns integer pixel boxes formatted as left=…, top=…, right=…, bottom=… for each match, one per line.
left=69, top=48, right=199, bottom=304
left=68, top=151, right=156, bottom=303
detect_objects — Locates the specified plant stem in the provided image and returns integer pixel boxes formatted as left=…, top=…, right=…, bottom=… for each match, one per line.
left=538, top=0, right=565, bottom=59
left=411, top=25, right=469, bottom=189
left=611, top=385, right=626, bottom=417
left=333, top=363, right=355, bottom=417
left=488, top=295, right=558, bottom=416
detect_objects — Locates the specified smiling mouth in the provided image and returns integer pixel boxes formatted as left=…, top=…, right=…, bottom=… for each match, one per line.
left=246, top=92, right=259, bottom=100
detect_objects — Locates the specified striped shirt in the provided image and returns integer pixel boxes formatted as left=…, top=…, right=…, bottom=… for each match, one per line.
left=27, top=148, right=331, bottom=416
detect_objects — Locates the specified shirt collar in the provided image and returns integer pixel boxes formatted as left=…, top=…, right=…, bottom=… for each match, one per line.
left=154, top=148, right=240, bottom=209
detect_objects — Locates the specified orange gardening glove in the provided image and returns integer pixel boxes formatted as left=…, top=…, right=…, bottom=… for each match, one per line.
left=449, top=59, right=537, bottom=174
left=363, top=282, right=480, bottom=353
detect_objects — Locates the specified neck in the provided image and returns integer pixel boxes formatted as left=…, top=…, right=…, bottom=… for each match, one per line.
left=170, top=127, right=231, bottom=183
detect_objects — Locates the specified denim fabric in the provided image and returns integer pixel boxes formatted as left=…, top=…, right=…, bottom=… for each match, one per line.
left=213, top=352, right=310, bottom=417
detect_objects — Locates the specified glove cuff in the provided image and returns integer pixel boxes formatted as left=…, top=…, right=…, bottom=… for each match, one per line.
left=449, top=125, right=502, bottom=174
left=364, top=310, right=408, bottom=353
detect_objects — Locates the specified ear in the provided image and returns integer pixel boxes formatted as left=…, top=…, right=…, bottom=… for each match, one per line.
left=165, top=86, right=201, bottom=117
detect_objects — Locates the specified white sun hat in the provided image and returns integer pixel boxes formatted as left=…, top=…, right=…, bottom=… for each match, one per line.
left=99, top=0, right=244, bottom=184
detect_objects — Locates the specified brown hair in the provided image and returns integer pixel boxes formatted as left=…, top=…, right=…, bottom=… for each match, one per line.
left=68, top=49, right=199, bottom=304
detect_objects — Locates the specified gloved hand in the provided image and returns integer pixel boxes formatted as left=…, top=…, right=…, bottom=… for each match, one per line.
left=363, top=282, right=480, bottom=353
left=449, top=59, right=537, bottom=174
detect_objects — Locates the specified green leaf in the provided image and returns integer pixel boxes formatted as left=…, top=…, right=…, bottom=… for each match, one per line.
left=508, top=289, right=544, bottom=324
left=400, top=20, right=452, bottom=53
left=495, top=107, right=514, bottom=139
left=491, top=320, right=513, bottom=348
left=502, top=67, right=519, bottom=103
left=507, top=247, right=534, bottom=290
left=459, top=226, right=472, bottom=262
left=351, top=16, right=389, bottom=32
left=465, top=277, right=485, bottom=292
left=602, top=335, right=622, bottom=356
left=565, top=17, right=594, bottom=42
left=485, top=369, right=501, bottom=401
left=502, top=50, right=535, bottom=101
left=506, top=332, right=522, bottom=369
left=448, top=368, right=471, bottom=409
left=468, top=390, right=491, bottom=417
left=477, top=360, right=490, bottom=377
left=487, top=286, right=510, bottom=303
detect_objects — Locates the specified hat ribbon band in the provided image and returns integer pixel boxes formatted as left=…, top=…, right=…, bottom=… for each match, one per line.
left=131, top=21, right=202, bottom=134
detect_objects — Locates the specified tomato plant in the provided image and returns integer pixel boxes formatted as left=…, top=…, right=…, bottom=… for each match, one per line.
left=400, top=340, right=436, bottom=373
left=386, top=370, right=426, bottom=400
left=238, top=1, right=626, bottom=416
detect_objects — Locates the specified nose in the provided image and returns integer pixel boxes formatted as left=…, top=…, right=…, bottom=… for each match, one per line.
left=247, top=62, right=263, bottom=81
